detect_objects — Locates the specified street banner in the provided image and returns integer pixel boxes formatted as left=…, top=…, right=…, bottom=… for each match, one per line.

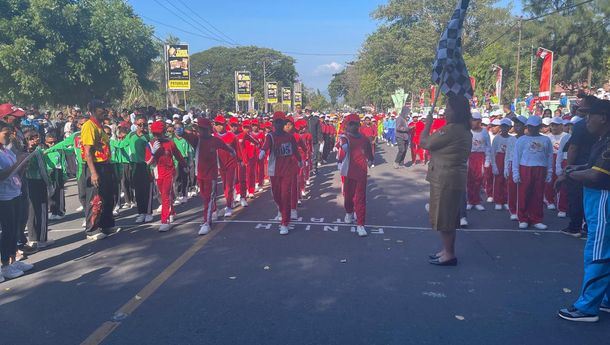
left=536, top=47, right=553, bottom=101
left=235, top=71, right=252, bottom=101
left=166, top=44, right=190, bottom=91
left=430, top=85, right=436, bottom=105
left=419, top=89, right=425, bottom=107
left=282, top=87, right=292, bottom=106
left=294, top=91, right=302, bottom=107
left=267, top=82, right=278, bottom=104
left=494, top=67, right=503, bottom=103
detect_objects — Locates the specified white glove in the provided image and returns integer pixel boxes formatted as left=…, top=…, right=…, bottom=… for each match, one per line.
left=484, top=161, right=490, bottom=168
left=513, top=176, right=521, bottom=184
left=492, top=167, right=499, bottom=176
left=337, top=162, right=343, bottom=171
left=258, top=150, right=266, bottom=160
left=332, top=147, right=338, bottom=152
left=151, top=141, right=161, bottom=154
left=556, top=169, right=563, bottom=177
left=504, top=171, right=509, bottom=179
left=545, top=176, right=552, bottom=183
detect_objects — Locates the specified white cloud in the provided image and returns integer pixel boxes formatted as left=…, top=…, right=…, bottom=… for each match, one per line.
left=314, top=62, right=344, bottom=75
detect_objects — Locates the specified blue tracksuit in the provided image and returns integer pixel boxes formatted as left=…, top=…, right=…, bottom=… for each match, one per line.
left=386, top=119, right=396, bottom=145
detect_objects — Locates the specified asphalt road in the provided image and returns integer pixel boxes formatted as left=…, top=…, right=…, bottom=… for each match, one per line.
left=1, top=145, right=607, bottom=345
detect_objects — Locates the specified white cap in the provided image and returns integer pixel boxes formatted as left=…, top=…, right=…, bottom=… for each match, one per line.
left=439, top=109, right=445, bottom=115
left=182, top=115, right=191, bottom=122
left=550, top=117, right=563, bottom=125
left=471, top=110, right=482, bottom=120
left=482, top=118, right=490, bottom=125
left=562, top=119, right=571, bottom=125
left=542, top=117, right=552, bottom=126
left=560, top=92, right=566, bottom=96
left=492, top=109, right=503, bottom=116
left=527, top=116, right=542, bottom=126
left=165, top=119, right=172, bottom=124
left=147, top=119, right=153, bottom=124
left=491, top=119, right=502, bottom=126
left=500, top=118, right=513, bottom=126
left=172, top=114, right=180, bottom=119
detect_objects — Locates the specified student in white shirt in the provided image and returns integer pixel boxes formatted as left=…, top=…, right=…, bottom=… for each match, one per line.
left=512, top=116, right=553, bottom=230
left=554, top=122, right=571, bottom=218
left=491, top=118, right=513, bottom=210
left=466, top=111, right=491, bottom=211
left=544, top=117, right=569, bottom=213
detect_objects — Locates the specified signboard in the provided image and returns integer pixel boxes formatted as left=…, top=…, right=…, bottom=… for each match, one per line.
left=282, top=87, right=292, bottom=106
left=267, top=82, right=278, bottom=104
left=166, top=44, right=190, bottom=91
left=235, top=71, right=252, bottom=101
left=294, top=91, right=302, bottom=107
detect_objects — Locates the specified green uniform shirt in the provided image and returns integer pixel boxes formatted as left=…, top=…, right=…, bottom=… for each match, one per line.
left=125, top=132, right=151, bottom=163
left=110, top=139, right=130, bottom=164
left=172, top=136, right=193, bottom=167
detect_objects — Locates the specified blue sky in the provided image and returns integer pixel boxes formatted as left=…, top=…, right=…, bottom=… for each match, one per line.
left=128, top=0, right=522, bottom=92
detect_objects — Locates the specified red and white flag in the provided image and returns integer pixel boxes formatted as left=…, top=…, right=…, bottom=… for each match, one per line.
left=493, top=67, right=502, bottom=102
left=536, top=47, right=553, bottom=101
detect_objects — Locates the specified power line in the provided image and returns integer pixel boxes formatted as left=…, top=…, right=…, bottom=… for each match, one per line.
left=174, top=0, right=240, bottom=46
left=141, top=15, right=229, bottom=43
left=523, top=0, right=596, bottom=22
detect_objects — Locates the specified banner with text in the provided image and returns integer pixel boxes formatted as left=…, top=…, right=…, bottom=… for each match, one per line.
left=167, top=44, right=190, bottom=91
left=267, top=82, right=278, bottom=104
left=235, top=71, right=252, bottom=101
left=294, top=91, right=302, bottom=107
left=282, top=87, right=292, bottom=106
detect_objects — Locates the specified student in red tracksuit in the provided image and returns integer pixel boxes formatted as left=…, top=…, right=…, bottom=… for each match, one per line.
left=467, top=112, right=491, bottom=210
left=184, top=118, right=235, bottom=235
left=490, top=119, right=512, bottom=210
left=237, top=120, right=260, bottom=207
left=504, top=116, right=527, bottom=220
left=337, top=114, right=374, bottom=237
left=146, top=121, right=186, bottom=232
left=359, top=115, right=377, bottom=166
left=410, top=115, right=425, bottom=164
left=259, top=112, right=302, bottom=235
left=251, top=119, right=266, bottom=190
left=297, top=120, right=313, bottom=190
left=212, top=115, right=241, bottom=218
left=512, top=116, right=553, bottom=230
left=284, top=116, right=307, bottom=220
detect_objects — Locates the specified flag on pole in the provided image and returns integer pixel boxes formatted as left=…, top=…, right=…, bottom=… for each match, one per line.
left=536, top=47, right=553, bottom=101
left=431, top=0, right=473, bottom=99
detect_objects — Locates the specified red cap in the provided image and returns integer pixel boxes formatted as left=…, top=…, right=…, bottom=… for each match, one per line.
left=229, top=117, right=239, bottom=125
left=150, top=121, right=165, bottom=134
left=295, top=119, right=307, bottom=129
left=197, top=117, right=212, bottom=129
left=285, top=116, right=294, bottom=124
left=242, top=120, right=252, bottom=127
left=119, top=121, right=131, bottom=128
left=214, top=115, right=226, bottom=124
left=273, top=111, right=286, bottom=121
left=0, top=103, right=25, bottom=117
left=251, top=119, right=260, bottom=126
left=344, top=113, right=360, bottom=124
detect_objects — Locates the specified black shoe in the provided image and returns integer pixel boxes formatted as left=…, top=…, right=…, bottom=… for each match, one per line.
left=558, top=306, right=599, bottom=322
left=428, top=257, right=458, bottom=266
left=428, top=253, right=441, bottom=260
left=560, top=228, right=581, bottom=238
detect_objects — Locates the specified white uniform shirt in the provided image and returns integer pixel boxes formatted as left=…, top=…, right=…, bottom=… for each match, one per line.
left=512, top=135, right=553, bottom=182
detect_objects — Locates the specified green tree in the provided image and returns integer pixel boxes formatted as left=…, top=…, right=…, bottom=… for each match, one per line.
left=305, top=88, right=329, bottom=111
left=0, top=0, right=158, bottom=106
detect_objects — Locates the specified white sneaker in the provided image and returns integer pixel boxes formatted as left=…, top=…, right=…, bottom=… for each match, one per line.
left=475, top=204, right=486, bottom=211
left=82, top=220, right=87, bottom=228
left=466, top=204, right=473, bottom=210
left=274, top=212, right=282, bottom=221
left=156, top=205, right=162, bottom=213
left=519, top=222, right=528, bottom=229
left=240, top=199, right=248, bottom=207
left=224, top=207, right=233, bottom=217
left=486, top=197, right=494, bottom=203
left=121, top=203, right=131, bottom=209
left=460, top=217, right=469, bottom=226
left=425, top=203, right=430, bottom=212
left=345, top=213, right=354, bottom=224
left=255, top=183, right=260, bottom=191
left=159, top=224, right=172, bottom=232
left=48, top=214, right=57, bottom=220
left=503, top=204, right=509, bottom=210
left=87, top=232, right=107, bottom=241
left=494, top=204, right=502, bottom=210
left=113, top=207, right=119, bottom=216
left=1, top=265, right=24, bottom=279
left=290, top=209, right=298, bottom=220
left=510, top=214, right=518, bottom=221
left=173, top=200, right=182, bottom=206
left=301, top=190, right=307, bottom=197
left=169, top=215, right=175, bottom=223
left=211, top=211, right=218, bottom=221
left=135, top=214, right=145, bottom=223
left=306, top=180, right=311, bottom=186
left=75, top=205, right=84, bottom=212
left=198, top=223, right=210, bottom=236
left=235, top=194, right=241, bottom=202
left=264, top=179, right=270, bottom=184
left=37, top=239, right=55, bottom=248
left=279, top=225, right=289, bottom=235
left=558, top=211, right=567, bottom=218
left=547, top=204, right=556, bottom=210
left=144, top=214, right=153, bottom=223
left=11, top=261, right=33, bottom=272
left=533, top=223, right=548, bottom=230
left=248, top=193, right=255, bottom=199
left=356, top=226, right=368, bottom=237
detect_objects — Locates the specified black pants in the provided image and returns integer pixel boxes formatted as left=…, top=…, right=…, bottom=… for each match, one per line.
left=49, top=169, right=65, bottom=216
left=17, top=179, right=29, bottom=246
left=567, top=178, right=585, bottom=231
left=0, top=196, right=21, bottom=264
left=84, top=163, right=116, bottom=233
left=312, top=143, right=320, bottom=170
left=394, top=137, right=409, bottom=164
left=133, top=162, right=153, bottom=215
left=176, top=166, right=189, bottom=198
left=77, top=164, right=87, bottom=208
left=120, top=163, right=134, bottom=205
left=26, top=178, right=48, bottom=243
left=322, top=135, right=333, bottom=162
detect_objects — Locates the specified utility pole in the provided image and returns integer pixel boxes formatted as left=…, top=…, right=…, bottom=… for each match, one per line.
left=514, top=17, right=522, bottom=99
left=529, top=43, right=534, bottom=94
left=263, top=60, right=267, bottom=113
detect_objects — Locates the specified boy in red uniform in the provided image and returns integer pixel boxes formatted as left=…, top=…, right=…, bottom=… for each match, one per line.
left=237, top=120, right=260, bottom=207
left=337, top=114, right=374, bottom=237
left=184, top=118, right=235, bottom=235
left=251, top=119, right=266, bottom=191
left=284, top=116, right=307, bottom=219
left=146, top=121, right=186, bottom=232
left=297, top=119, right=313, bottom=192
left=213, top=115, right=241, bottom=217
left=359, top=115, right=377, bottom=166
left=259, top=112, right=302, bottom=235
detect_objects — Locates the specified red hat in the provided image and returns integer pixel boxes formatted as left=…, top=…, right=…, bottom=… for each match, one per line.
left=150, top=120, right=165, bottom=134
left=285, top=116, right=294, bottom=124
left=251, top=119, right=260, bottom=126
left=214, top=115, right=226, bottom=124
left=229, top=117, right=239, bottom=125
left=197, top=117, right=212, bottom=129
left=0, top=103, right=25, bottom=117
left=273, top=111, right=286, bottom=121
left=295, top=119, right=307, bottom=129
left=242, top=119, right=252, bottom=127
left=344, top=113, right=360, bottom=124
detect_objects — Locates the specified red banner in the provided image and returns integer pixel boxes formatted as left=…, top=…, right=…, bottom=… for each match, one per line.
left=419, top=89, right=425, bottom=107
left=470, top=77, right=476, bottom=92
left=537, top=47, right=553, bottom=101
left=495, top=68, right=502, bottom=102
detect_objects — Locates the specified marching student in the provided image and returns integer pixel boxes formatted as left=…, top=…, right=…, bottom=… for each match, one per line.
left=512, top=116, right=553, bottom=230
left=360, top=115, right=377, bottom=166
left=297, top=119, right=313, bottom=191
left=111, top=126, right=134, bottom=210
left=544, top=117, right=569, bottom=212
left=236, top=120, right=260, bottom=207
left=485, top=119, right=501, bottom=202
left=44, top=133, right=67, bottom=220
left=284, top=116, right=306, bottom=219
left=490, top=119, right=512, bottom=210
left=258, top=112, right=302, bottom=235
left=172, top=123, right=194, bottom=204
left=337, top=114, right=374, bottom=237
left=125, top=116, right=154, bottom=224
left=504, top=116, right=527, bottom=220
left=250, top=119, right=266, bottom=191
left=184, top=118, right=235, bottom=235
left=410, top=114, right=425, bottom=164
left=213, top=115, right=241, bottom=217
left=467, top=111, right=491, bottom=211
left=146, top=121, right=186, bottom=232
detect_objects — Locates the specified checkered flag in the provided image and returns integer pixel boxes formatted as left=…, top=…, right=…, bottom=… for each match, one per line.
left=431, top=0, right=473, bottom=99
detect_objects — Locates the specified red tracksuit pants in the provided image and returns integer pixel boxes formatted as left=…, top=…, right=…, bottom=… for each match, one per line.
left=299, top=165, right=307, bottom=194
left=256, top=158, right=265, bottom=185
left=484, top=166, right=494, bottom=199
left=493, top=153, right=507, bottom=205
left=220, top=167, right=236, bottom=208
left=236, top=164, right=247, bottom=198
left=410, top=142, right=424, bottom=163
left=507, top=163, right=518, bottom=215
left=246, top=159, right=257, bottom=194
left=517, top=166, right=546, bottom=224
left=271, top=175, right=292, bottom=226
left=198, top=178, right=217, bottom=225
left=157, top=175, right=175, bottom=224
left=290, top=174, right=298, bottom=210
left=467, top=152, right=485, bottom=205
left=344, top=176, right=366, bottom=226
